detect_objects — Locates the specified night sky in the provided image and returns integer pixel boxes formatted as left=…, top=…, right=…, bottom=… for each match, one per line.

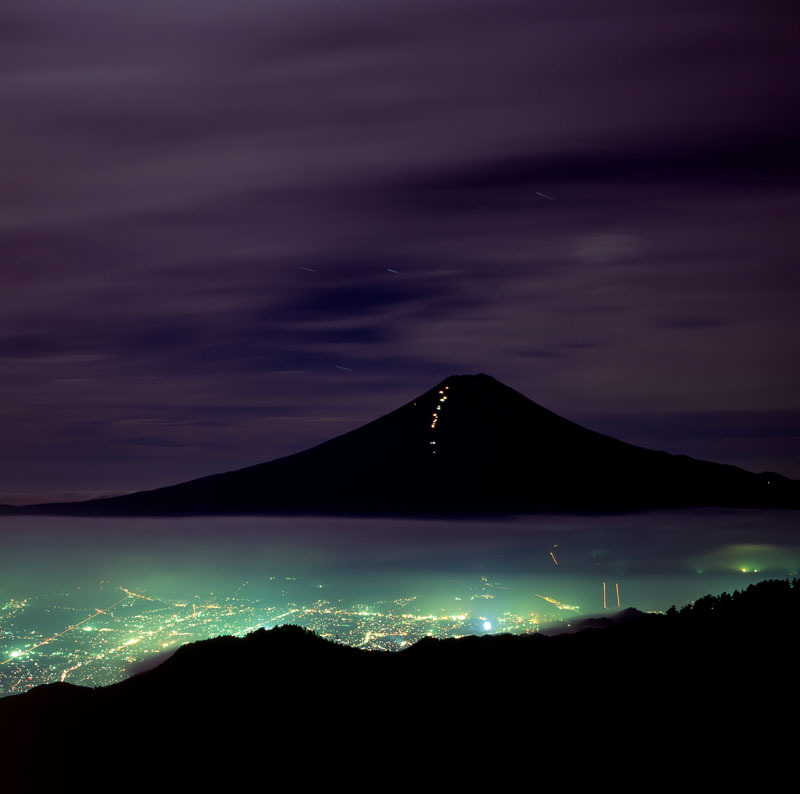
left=2, top=0, right=799, bottom=504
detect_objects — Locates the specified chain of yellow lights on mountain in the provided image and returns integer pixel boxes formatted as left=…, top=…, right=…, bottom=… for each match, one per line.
left=429, top=385, right=449, bottom=454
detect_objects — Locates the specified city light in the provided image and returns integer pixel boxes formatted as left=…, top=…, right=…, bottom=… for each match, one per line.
left=0, top=577, right=565, bottom=695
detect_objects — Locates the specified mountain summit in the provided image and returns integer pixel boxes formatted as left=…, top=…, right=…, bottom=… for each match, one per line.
left=23, top=374, right=800, bottom=515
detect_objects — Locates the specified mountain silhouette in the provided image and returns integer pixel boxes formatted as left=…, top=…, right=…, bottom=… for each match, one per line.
left=2, top=579, right=797, bottom=785
left=18, top=373, right=800, bottom=515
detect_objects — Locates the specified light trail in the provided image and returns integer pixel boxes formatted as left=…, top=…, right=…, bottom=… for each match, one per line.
left=534, top=594, right=580, bottom=612
left=603, top=582, right=607, bottom=610
left=60, top=662, right=84, bottom=682
left=265, top=609, right=300, bottom=625
left=549, top=551, right=559, bottom=566
left=119, top=587, right=154, bottom=602
left=616, top=582, right=621, bottom=608
left=2, top=595, right=129, bottom=665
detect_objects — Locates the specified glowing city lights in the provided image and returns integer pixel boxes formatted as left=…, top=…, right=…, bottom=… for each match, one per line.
left=0, top=575, right=571, bottom=695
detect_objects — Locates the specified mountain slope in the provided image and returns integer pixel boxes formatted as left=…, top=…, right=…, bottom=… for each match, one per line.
left=20, top=373, right=800, bottom=515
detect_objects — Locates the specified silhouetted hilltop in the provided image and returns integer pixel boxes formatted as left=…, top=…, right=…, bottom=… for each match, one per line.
left=2, top=579, right=797, bottom=785
left=17, top=374, right=800, bottom=515
left=544, top=606, right=645, bottom=634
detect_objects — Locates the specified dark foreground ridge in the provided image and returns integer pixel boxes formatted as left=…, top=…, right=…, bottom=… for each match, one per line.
left=15, top=373, right=800, bottom=515
left=2, top=579, right=797, bottom=783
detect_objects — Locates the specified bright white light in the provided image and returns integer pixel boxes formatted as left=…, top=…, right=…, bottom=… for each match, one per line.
left=483, top=621, right=492, bottom=631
